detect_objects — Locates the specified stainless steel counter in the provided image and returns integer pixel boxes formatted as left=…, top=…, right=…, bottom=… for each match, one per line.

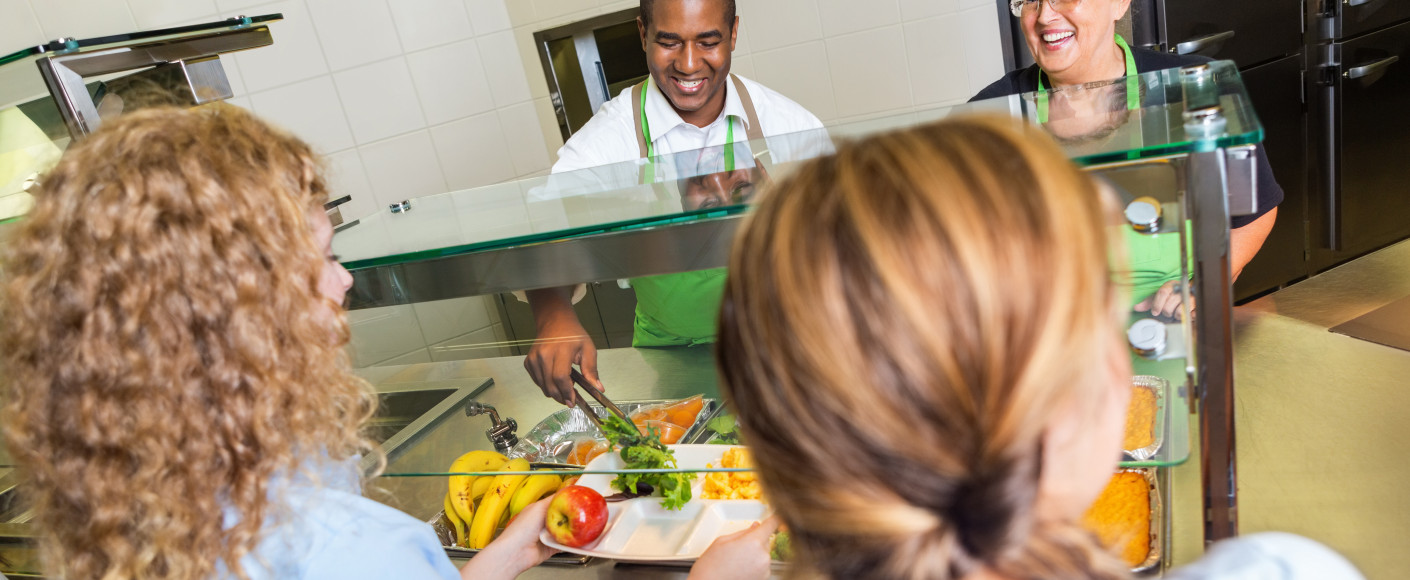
left=1166, top=239, right=1410, bottom=577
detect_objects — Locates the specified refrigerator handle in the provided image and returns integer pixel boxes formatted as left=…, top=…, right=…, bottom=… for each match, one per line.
left=1344, top=55, right=1399, bottom=80
left=1175, top=30, right=1235, bottom=56
left=1315, top=62, right=1342, bottom=251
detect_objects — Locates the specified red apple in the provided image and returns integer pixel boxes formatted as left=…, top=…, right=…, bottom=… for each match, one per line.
left=545, top=485, right=608, bottom=548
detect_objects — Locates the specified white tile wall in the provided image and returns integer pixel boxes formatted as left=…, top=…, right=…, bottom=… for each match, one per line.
left=464, top=0, right=512, bottom=35
left=406, top=39, right=496, bottom=125
left=497, top=100, right=551, bottom=175
left=127, top=0, right=217, bottom=29
left=389, top=0, right=475, bottom=53
left=899, top=0, right=962, bottom=21
left=358, top=130, right=448, bottom=207
left=30, top=0, right=138, bottom=40
left=429, top=325, right=507, bottom=362
left=477, top=29, right=533, bottom=107
left=228, top=0, right=329, bottom=93
left=960, top=6, right=1005, bottom=96
left=324, top=149, right=378, bottom=220
left=0, top=0, right=44, bottom=47
left=430, top=113, right=517, bottom=190
left=904, top=15, right=971, bottom=106
left=305, top=0, right=403, bottom=71
left=816, top=0, right=900, bottom=37
left=381, top=348, right=433, bottom=366
left=751, top=41, right=837, bottom=122
left=736, top=0, right=822, bottom=53
left=826, top=26, right=913, bottom=118
left=347, top=304, right=426, bottom=366
left=216, top=0, right=278, bottom=11
left=413, top=296, right=493, bottom=345
left=334, top=57, right=427, bottom=144
left=249, top=76, right=354, bottom=154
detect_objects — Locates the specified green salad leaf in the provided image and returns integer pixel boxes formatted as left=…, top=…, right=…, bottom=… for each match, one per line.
left=600, top=413, right=696, bottom=510
left=705, top=414, right=742, bottom=445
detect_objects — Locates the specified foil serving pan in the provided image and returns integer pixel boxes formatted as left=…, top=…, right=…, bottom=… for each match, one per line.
left=1126, top=467, right=1163, bottom=574
left=1124, top=376, right=1167, bottom=462
left=514, top=398, right=724, bottom=464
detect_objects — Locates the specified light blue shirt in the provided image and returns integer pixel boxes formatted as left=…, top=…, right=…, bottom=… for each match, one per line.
left=1168, top=533, right=1364, bottom=580
left=218, top=456, right=460, bottom=580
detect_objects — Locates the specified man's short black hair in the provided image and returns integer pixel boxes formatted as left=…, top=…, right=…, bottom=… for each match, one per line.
left=640, top=0, right=737, bottom=29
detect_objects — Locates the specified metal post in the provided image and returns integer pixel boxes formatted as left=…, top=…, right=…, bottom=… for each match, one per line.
left=1187, top=148, right=1239, bottom=543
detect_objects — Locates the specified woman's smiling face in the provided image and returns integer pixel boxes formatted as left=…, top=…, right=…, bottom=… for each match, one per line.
left=1022, top=0, right=1131, bottom=85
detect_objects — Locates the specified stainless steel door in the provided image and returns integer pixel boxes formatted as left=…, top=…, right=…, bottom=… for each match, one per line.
left=1161, top=0, right=1301, bottom=66
left=1234, top=53, right=1309, bottom=301
left=1312, top=20, right=1410, bottom=270
left=1324, top=0, right=1410, bottom=40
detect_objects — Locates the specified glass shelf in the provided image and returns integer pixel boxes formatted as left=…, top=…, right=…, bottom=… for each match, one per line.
left=334, top=60, right=1261, bottom=272
left=0, top=14, right=282, bottom=218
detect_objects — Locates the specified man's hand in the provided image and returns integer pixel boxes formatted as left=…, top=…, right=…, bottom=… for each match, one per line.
left=524, top=287, right=602, bottom=406
left=688, top=516, right=781, bottom=580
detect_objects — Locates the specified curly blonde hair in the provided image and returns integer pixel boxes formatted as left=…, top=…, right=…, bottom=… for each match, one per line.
left=716, top=115, right=1130, bottom=580
left=1, top=105, right=378, bottom=580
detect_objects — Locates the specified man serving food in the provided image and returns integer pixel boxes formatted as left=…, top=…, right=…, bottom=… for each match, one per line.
left=526, top=0, right=825, bottom=405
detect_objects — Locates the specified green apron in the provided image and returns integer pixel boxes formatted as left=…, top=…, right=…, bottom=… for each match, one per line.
left=627, top=76, right=763, bottom=347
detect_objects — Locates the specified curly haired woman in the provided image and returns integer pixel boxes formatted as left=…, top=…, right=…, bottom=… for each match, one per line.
left=0, top=106, right=555, bottom=580
left=714, top=115, right=1362, bottom=580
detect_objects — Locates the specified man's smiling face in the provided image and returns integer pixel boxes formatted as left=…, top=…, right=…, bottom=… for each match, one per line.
left=639, top=0, right=737, bottom=128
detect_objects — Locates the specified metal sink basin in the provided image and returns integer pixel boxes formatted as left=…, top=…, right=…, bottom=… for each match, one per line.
left=368, top=388, right=460, bottom=445
left=359, top=378, right=493, bottom=475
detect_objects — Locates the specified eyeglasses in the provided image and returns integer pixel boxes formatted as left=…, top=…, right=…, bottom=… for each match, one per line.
left=1009, top=0, right=1083, bottom=17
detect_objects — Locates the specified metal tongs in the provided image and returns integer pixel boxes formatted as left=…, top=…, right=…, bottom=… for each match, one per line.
left=569, top=367, right=629, bottom=428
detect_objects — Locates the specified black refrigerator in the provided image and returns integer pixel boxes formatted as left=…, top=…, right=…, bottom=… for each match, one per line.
left=1308, top=0, right=1410, bottom=272
left=997, top=0, right=1369, bottom=302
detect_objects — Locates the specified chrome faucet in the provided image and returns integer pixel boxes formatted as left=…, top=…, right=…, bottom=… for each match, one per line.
left=464, top=401, right=518, bottom=454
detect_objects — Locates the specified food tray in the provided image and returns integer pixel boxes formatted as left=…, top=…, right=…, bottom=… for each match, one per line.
left=1128, top=468, right=1162, bottom=574
left=1124, top=376, right=1167, bottom=462
left=515, top=398, right=724, bottom=465
left=539, top=444, right=768, bottom=563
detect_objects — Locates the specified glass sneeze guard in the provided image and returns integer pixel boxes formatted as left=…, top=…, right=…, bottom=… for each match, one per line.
left=363, top=61, right=1259, bottom=484
left=335, top=61, right=1262, bottom=271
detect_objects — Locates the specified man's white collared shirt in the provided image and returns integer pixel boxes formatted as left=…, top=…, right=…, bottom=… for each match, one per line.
left=551, top=74, right=826, bottom=176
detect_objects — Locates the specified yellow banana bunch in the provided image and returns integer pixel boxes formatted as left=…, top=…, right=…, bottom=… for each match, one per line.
left=447, top=450, right=508, bottom=524
left=443, top=492, right=468, bottom=547
left=508, top=473, right=563, bottom=519
left=467, top=458, right=531, bottom=549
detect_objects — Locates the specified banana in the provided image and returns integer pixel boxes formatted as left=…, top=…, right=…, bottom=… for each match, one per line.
left=447, top=450, right=508, bottom=523
left=443, top=492, right=468, bottom=547
left=467, top=458, right=531, bottom=549
left=508, top=473, right=562, bottom=519
left=470, top=475, right=495, bottom=501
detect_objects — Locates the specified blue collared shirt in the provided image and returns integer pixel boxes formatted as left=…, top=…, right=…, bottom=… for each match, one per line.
left=219, top=455, right=460, bottom=579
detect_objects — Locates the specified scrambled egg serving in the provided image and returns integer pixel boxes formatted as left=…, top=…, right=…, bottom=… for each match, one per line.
left=702, top=447, right=763, bottom=500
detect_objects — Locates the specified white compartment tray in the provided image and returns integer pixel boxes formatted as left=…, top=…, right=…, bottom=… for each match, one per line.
left=539, top=444, right=768, bottom=562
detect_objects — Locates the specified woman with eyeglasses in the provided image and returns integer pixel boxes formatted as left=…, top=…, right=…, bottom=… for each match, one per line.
left=973, top=0, right=1282, bottom=319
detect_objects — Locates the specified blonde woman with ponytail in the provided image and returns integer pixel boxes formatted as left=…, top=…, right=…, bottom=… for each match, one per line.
left=715, top=115, right=1363, bottom=580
